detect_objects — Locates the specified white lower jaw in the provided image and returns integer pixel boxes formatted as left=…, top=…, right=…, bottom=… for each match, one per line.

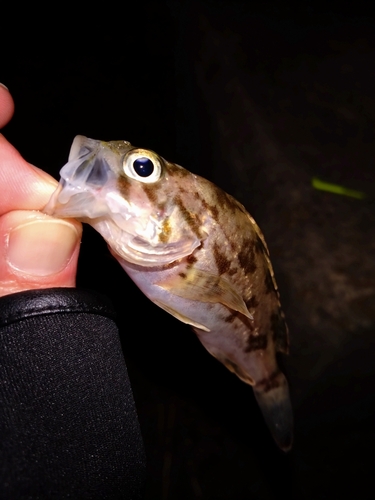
left=91, top=218, right=200, bottom=267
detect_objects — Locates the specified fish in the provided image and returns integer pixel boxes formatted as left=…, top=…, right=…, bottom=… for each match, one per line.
left=45, top=135, right=293, bottom=451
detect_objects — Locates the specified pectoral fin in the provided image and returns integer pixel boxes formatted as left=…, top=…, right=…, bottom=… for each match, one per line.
left=156, top=268, right=252, bottom=319
left=153, top=299, right=211, bottom=332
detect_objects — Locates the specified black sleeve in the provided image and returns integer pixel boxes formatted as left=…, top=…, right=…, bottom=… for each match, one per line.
left=0, top=288, right=145, bottom=499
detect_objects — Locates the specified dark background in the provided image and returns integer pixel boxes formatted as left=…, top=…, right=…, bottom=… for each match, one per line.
left=3, top=2, right=375, bottom=498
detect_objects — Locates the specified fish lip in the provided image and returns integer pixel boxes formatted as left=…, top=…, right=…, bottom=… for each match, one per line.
left=44, top=178, right=110, bottom=220
left=44, top=137, right=118, bottom=219
left=44, top=183, right=63, bottom=216
left=68, top=135, right=100, bottom=162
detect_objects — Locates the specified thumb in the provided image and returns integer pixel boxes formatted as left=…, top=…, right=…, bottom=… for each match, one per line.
left=0, top=210, right=82, bottom=297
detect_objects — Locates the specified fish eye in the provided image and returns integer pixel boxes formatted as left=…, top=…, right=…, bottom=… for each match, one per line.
left=133, top=157, right=154, bottom=177
left=123, top=149, right=162, bottom=183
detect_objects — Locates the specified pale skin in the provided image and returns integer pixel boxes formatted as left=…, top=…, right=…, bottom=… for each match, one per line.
left=0, top=84, right=82, bottom=297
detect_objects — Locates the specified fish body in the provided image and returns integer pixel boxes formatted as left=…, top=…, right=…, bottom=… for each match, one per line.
left=45, top=136, right=293, bottom=450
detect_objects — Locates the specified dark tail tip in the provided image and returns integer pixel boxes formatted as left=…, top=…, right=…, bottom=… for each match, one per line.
left=253, top=374, right=293, bottom=452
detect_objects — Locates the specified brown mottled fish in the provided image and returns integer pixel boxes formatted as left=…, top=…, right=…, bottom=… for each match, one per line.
left=45, top=136, right=293, bottom=450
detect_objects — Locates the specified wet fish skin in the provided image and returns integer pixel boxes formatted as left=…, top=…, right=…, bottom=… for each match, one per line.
left=45, top=135, right=293, bottom=450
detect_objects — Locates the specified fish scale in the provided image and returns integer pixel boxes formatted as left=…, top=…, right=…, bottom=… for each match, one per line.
left=45, top=135, right=293, bottom=451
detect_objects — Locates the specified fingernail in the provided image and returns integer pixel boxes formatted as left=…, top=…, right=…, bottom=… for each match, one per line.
left=7, top=219, right=79, bottom=276
left=0, top=83, right=9, bottom=91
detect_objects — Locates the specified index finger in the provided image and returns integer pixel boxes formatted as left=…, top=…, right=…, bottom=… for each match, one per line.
left=0, top=134, right=58, bottom=215
left=0, top=84, right=14, bottom=129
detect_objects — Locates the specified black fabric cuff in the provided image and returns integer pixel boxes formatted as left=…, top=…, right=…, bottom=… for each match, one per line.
left=0, top=288, right=145, bottom=499
left=0, top=287, right=117, bottom=327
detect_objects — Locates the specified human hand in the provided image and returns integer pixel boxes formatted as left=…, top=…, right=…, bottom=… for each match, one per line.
left=0, top=84, right=82, bottom=297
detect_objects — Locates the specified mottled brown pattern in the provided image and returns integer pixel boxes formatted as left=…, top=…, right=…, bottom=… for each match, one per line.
left=168, top=161, right=191, bottom=177
left=210, top=204, right=219, bottom=221
left=186, top=254, right=198, bottom=265
left=160, top=261, right=177, bottom=271
left=159, top=218, right=171, bottom=243
left=245, top=296, right=259, bottom=309
left=224, top=311, right=254, bottom=331
left=237, top=240, right=257, bottom=275
left=117, top=176, right=131, bottom=198
left=142, top=183, right=159, bottom=204
left=244, top=332, right=268, bottom=352
left=173, top=195, right=202, bottom=238
left=213, top=185, right=237, bottom=212
left=229, top=239, right=237, bottom=252
left=256, top=369, right=282, bottom=393
left=142, top=183, right=168, bottom=213
left=156, top=200, right=167, bottom=212
left=271, top=311, right=289, bottom=353
left=254, top=234, right=267, bottom=255
left=224, top=310, right=240, bottom=323
left=264, top=269, right=275, bottom=294
left=213, top=242, right=231, bottom=275
left=200, top=198, right=219, bottom=221
left=227, top=267, right=238, bottom=276
left=52, top=135, right=293, bottom=451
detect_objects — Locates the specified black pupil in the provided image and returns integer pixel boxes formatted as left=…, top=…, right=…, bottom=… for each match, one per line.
left=133, top=157, right=154, bottom=177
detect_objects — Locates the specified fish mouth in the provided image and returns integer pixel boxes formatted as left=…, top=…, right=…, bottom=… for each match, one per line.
left=44, top=136, right=117, bottom=219
left=68, top=135, right=97, bottom=163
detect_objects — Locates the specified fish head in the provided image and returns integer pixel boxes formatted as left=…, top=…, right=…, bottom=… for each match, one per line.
left=45, top=136, right=202, bottom=266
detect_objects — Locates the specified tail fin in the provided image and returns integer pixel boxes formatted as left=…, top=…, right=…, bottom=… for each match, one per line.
left=253, top=371, right=293, bottom=452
